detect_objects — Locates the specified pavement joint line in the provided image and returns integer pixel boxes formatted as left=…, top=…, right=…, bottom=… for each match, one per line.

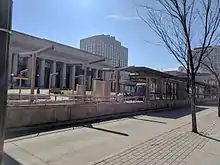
left=89, top=110, right=218, bottom=165
left=11, top=142, right=50, bottom=165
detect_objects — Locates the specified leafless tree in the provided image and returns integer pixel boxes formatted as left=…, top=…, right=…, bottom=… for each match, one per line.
left=200, top=48, right=220, bottom=116
left=137, top=0, right=220, bottom=133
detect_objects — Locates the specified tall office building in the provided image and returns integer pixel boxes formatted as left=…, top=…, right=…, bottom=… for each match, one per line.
left=80, top=35, right=128, bottom=67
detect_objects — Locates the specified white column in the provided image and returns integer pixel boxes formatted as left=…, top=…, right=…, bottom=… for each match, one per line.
left=40, top=59, right=45, bottom=88
left=70, top=65, right=76, bottom=90
left=61, top=63, right=66, bottom=88
left=51, top=61, right=56, bottom=88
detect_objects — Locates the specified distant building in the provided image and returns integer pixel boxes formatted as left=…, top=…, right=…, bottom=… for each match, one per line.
left=80, top=35, right=128, bottom=67
left=194, top=46, right=220, bottom=73
left=164, top=68, right=217, bottom=86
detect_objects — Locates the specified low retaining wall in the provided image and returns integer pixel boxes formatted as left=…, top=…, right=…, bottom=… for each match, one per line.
left=196, top=98, right=218, bottom=106
left=6, top=99, right=188, bottom=129
left=8, top=94, right=50, bottom=100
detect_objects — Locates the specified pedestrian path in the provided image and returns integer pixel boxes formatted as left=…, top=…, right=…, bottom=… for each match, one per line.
left=90, top=112, right=220, bottom=165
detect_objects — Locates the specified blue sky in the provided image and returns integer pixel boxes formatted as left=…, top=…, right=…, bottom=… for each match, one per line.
left=12, top=0, right=180, bottom=70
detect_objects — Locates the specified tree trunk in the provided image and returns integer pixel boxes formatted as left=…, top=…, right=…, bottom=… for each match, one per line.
left=191, top=76, right=198, bottom=133
left=218, top=85, right=220, bottom=117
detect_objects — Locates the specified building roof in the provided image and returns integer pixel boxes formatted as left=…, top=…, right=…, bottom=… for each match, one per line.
left=12, top=31, right=106, bottom=58
left=123, top=66, right=174, bottom=78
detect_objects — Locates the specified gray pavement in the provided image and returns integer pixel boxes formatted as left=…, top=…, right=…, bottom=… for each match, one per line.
left=91, top=109, right=220, bottom=165
left=3, top=106, right=218, bottom=165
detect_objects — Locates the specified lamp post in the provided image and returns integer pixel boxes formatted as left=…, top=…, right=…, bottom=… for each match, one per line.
left=0, top=0, right=13, bottom=163
left=49, top=72, right=58, bottom=94
left=10, top=73, right=14, bottom=88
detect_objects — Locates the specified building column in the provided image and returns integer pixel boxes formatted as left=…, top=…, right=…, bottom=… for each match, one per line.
left=95, top=69, right=99, bottom=79
left=40, top=59, right=45, bottom=88
left=70, top=65, right=76, bottom=90
left=8, top=51, right=13, bottom=83
left=12, top=53, right=18, bottom=76
left=145, top=77, right=150, bottom=101
left=102, top=71, right=105, bottom=80
left=60, top=63, right=66, bottom=88
left=157, top=78, right=163, bottom=100
left=88, top=68, right=92, bottom=90
left=25, top=57, right=32, bottom=87
left=51, top=61, right=56, bottom=88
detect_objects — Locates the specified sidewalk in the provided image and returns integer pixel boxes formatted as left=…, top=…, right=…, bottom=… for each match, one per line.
left=90, top=111, right=220, bottom=165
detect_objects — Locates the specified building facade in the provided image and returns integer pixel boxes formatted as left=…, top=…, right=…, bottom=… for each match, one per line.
left=80, top=35, right=128, bottom=67
left=194, top=46, right=220, bottom=73
left=9, top=31, right=114, bottom=90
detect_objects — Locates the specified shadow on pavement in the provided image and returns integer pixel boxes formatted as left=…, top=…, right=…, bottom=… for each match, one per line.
left=146, top=107, right=208, bottom=119
left=84, top=124, right=129, bottom=137
left=129, top=116, right=167, bottom=124
left=4, top=152, right=22, bottom=165
left=198, top=133, right=220, bottom=143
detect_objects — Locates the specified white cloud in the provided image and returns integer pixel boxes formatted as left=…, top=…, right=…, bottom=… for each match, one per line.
left=106, top=14, right=140, bottom=21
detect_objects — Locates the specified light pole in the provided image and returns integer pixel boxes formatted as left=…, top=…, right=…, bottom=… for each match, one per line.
left=0, top=0, right=13, bottom=163
left=18, top=45, right=54, bottom=100
left=49, top=72, right=58, bottom=93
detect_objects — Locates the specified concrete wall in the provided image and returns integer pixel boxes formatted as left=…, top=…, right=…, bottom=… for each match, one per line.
left=8, top=94, right=50, bottom=100
left=6, top=100, right=188, bottom=129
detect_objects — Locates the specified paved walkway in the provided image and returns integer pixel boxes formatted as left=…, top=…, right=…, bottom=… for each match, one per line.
left=3, top=107, right=219, bottom=165
left=90, top=112, right=220, bottom=165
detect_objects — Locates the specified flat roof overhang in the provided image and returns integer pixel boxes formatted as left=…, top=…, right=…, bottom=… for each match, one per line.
left=123, top=66, right=174, bottom=79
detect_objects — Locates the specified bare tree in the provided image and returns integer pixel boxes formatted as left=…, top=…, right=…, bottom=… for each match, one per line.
left=200, top=48, right=220, bottom=116
left=137, top=0, right=220, bottom=133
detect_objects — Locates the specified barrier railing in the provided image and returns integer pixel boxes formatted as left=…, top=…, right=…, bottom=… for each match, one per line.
left=7, top=93, right=147, bottom=105
left=7, top=93, right=216, bottom=106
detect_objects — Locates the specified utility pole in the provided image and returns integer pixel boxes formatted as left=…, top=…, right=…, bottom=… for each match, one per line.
left=0, top=0, right=13, bottom=164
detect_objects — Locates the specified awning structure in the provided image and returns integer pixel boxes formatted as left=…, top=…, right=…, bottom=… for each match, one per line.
left=122, top=66, right=174, bottom=79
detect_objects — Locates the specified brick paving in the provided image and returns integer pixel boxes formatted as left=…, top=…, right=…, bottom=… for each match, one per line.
left=90, top=112, right=220, bottom=165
